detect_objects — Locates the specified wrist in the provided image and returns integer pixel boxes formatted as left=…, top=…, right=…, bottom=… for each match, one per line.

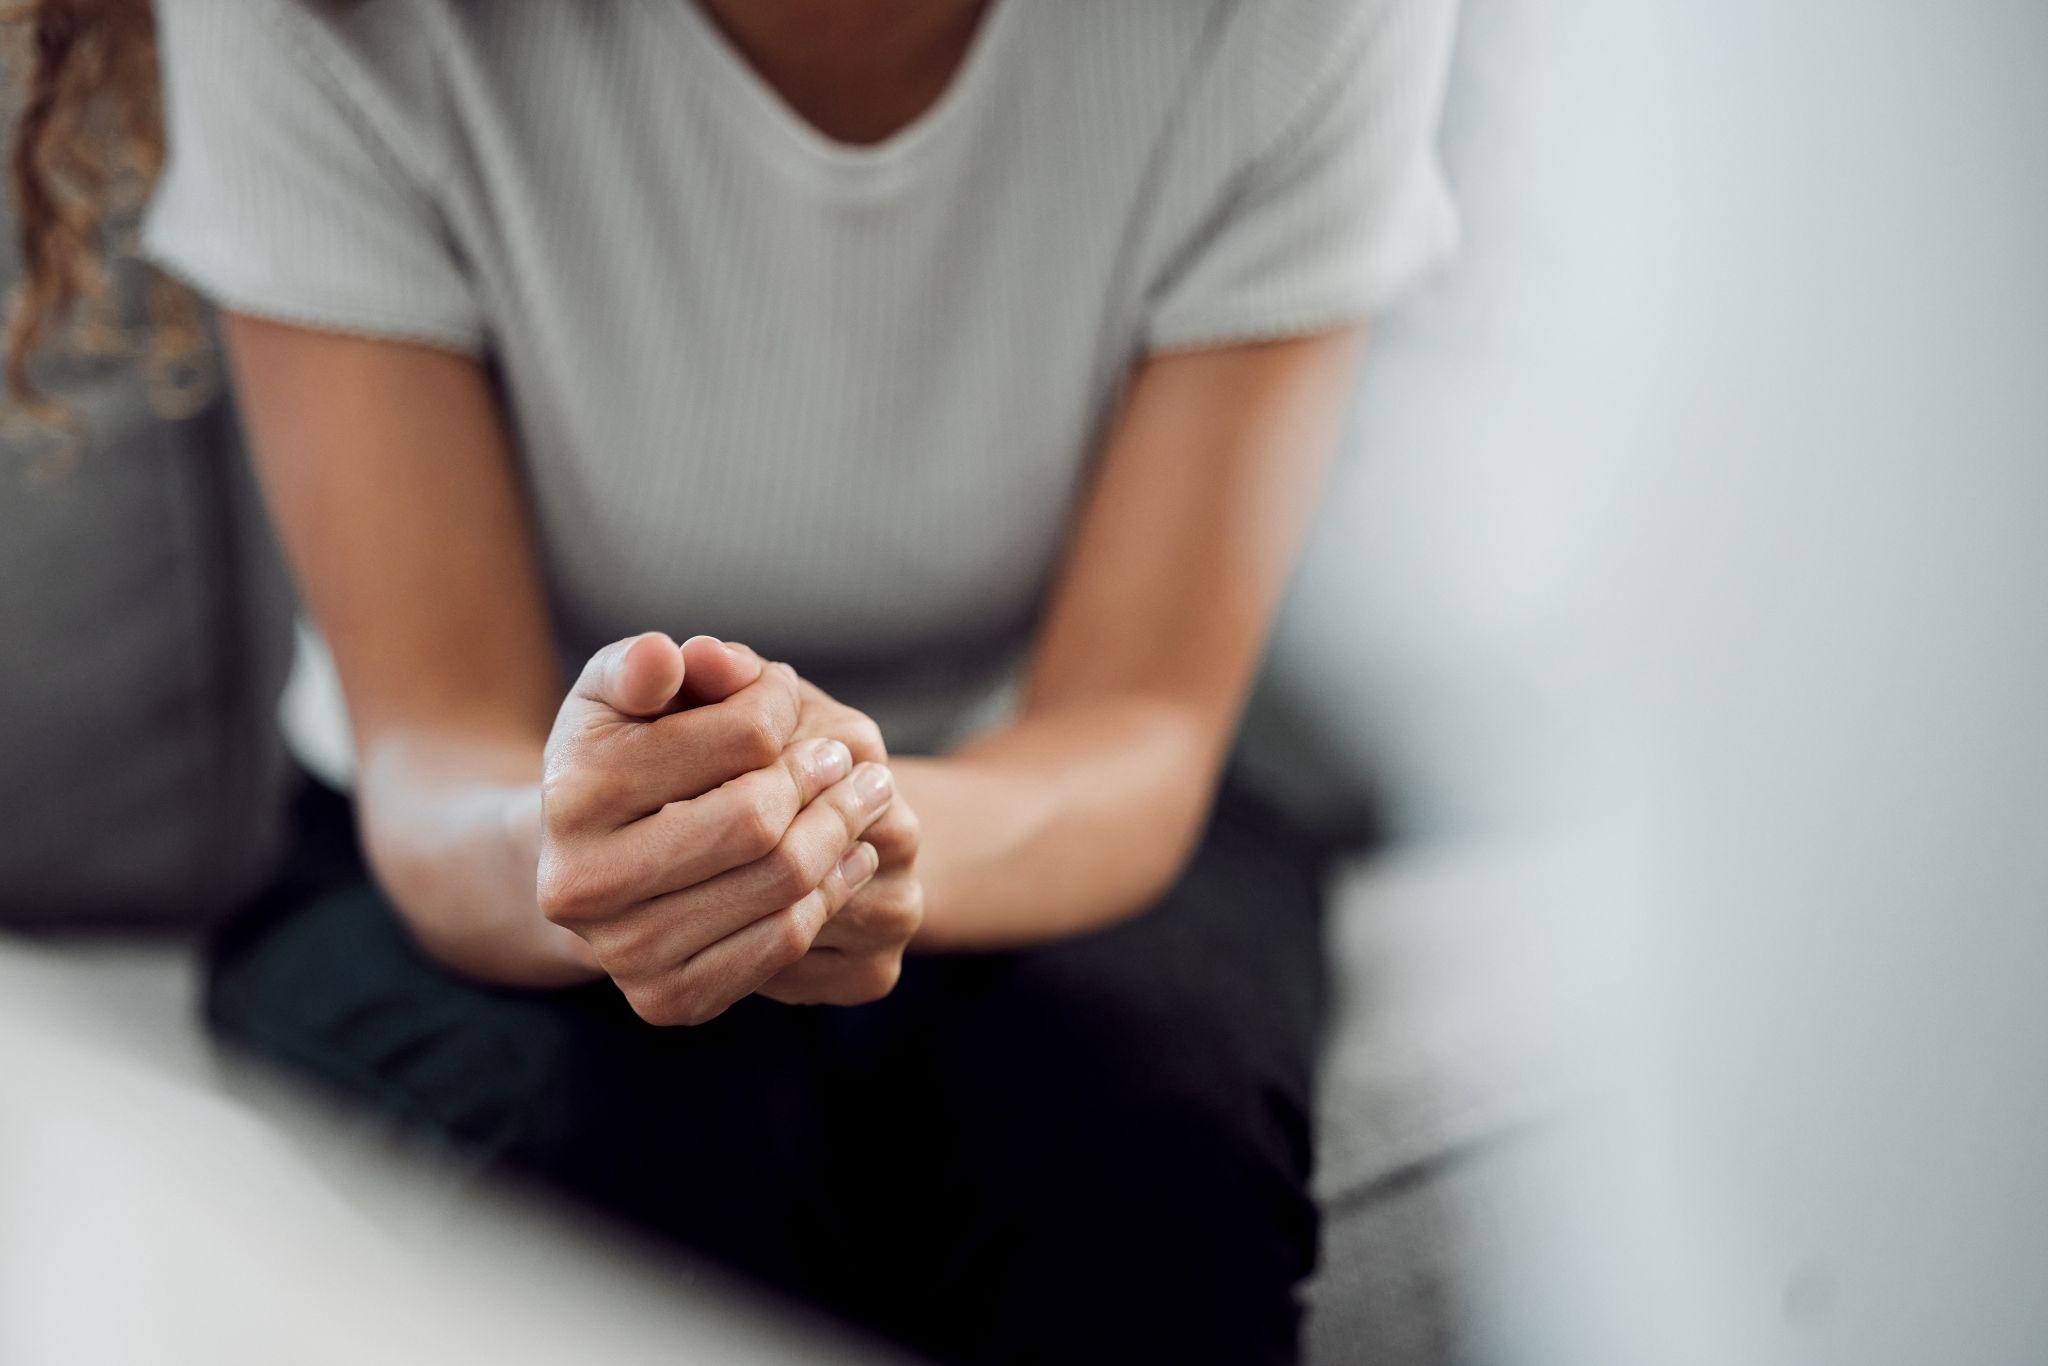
left=891, top=755, right=1058, bottom=952
left=359, top=741, right=602, bottom=989
left=892, top=723, right=1212, bottom=951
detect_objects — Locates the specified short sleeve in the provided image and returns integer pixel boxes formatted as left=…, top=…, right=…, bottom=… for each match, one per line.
left=1142, top=0, right=1462, bottom=353
left=142, top=0, right=484, bottom=352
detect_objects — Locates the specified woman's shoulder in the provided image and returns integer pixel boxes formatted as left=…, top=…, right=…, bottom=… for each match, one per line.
left=150, top=0, right=545, bottom=188
left=1130, top=0, right=1449, bottom=151
left=1132, top=0, right=1452, bottom=114
left=151, top=0, right=459, bottom=99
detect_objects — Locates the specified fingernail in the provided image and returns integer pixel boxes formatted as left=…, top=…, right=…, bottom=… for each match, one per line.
left=852, top=763, right=894, bottom=808
left=809, top=738, right=852, bottom=785
left=681, top=634, right=730, bottom=663
left=838, top=841, right=879, bottom=887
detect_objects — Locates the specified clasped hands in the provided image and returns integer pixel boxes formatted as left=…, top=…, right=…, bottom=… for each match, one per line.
left=537, top=632, right=923, bottom=1025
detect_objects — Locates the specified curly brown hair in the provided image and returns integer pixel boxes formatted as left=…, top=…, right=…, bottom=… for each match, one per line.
left=3, top=0, right=212, bottom=435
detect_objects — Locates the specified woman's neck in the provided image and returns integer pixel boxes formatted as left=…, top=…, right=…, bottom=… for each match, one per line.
left=691, top=0, right=992, bottom=146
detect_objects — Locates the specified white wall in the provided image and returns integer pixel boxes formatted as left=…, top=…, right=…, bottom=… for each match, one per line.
left=1271, top=1, right=2048, bottom=1360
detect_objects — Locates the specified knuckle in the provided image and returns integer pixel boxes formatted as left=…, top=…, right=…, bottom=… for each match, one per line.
left=675, top=995, right=725, bottom=1028
left=732, top=702, right=787, bottom=770
left=536, top=855, right=612, bottom=925
left=626, top=990, right=674, bottom=1026
left=589, top=917, right=656, bottom=972
left=629, top=978, right=722, bottom=1029
left=724, top=786, right=787, bottom=863
left=832, top=953, right=900, bottom=1005
left=848, top=881, right=921, bottom=943
left=882, top=882, right=926, bottom=940
left=767, top=910, right=815, bottom=969
left=621, top=980, right=678, bottom=1026
left=864, top=954, right=903, bottom=999
left=759, top=666, right=801, bottom=724
left=762, top=842, right=820, bottom=904
left=831, top=789, right=869, bottom=843
left=538, top=765, right=604, bottom=831
left=871, top=805, right=921, bottom=862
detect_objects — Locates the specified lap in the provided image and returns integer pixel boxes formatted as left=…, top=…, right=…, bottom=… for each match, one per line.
left=835, top=785, right=1328, bottom=1184
left=208, top=778, right=1331, bottom=1359
left=210, top=785, right=843, bottom=1281
left=817, top=791, right=1331, bottom=1359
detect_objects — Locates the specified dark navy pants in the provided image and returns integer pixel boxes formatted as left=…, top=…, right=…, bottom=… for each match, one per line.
left=210, top=779, right=1330, bottom=1365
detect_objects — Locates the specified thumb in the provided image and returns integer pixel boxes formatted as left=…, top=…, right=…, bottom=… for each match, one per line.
left=676, top=635, right=764, bottom=705
left=571, top=632, right=687, bottom=721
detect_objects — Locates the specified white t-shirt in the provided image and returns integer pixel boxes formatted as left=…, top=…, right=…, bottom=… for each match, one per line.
left=146, top=0, right=1459, bottom=760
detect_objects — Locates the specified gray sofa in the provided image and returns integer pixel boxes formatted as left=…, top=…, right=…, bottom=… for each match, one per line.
left=0, top=366, right=1551, bottom=1366
left=0, top=326, right=1542, bottom=1361
left=0, top=335, right=293, bottom=926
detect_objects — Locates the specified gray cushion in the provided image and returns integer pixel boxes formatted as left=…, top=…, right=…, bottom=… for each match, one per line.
left=0, top=264, right=294, bottom=924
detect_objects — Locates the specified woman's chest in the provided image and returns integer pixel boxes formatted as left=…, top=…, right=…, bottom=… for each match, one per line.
left=403, top=1, right=1198, bottom=648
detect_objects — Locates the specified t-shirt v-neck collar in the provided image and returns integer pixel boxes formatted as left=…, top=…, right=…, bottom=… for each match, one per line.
left=666, top=0, right=1021, bottom=181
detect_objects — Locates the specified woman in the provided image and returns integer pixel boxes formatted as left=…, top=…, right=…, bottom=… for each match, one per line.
left=12, top=0, right=1458, bottom=1359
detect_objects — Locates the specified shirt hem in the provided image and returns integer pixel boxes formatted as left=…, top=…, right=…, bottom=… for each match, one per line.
left=1143, top=201, right=1462, bottom=355
left=143, top=236, right=488, bottom=358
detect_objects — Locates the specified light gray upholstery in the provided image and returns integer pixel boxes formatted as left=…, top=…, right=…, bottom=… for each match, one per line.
left=1247, top=2, right=1591, bottom=1355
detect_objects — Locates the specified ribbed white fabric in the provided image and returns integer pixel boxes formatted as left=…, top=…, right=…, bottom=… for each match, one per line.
left=145, top=0, right=1460, bottom=759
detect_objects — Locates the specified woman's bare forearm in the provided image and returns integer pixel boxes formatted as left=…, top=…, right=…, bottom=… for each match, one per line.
left=898, top=695, right=1228, bottom=951
left=220, top=317, right=599, bottom=986
left=900, top=334, right=1365, bottom=951
left=354, top=727, right=602, bottom=988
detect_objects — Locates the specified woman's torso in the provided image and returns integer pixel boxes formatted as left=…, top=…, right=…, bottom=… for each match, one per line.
left=144, top=0, right=1443, bottom=756
left=317, top=0, right=1255, bottom=747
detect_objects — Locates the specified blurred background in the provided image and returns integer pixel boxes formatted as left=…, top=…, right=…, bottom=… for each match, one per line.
left=4, top=1, right=2044, bottom=1362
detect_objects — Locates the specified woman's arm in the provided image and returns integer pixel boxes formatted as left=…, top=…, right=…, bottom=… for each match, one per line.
left=224, top=316, right=599, bottom=984
left=223, top=317, right=914, bottom=1014
left=904, top=330, right=1364, bottom=950
left=229, top=312, right=1359, bottom=975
